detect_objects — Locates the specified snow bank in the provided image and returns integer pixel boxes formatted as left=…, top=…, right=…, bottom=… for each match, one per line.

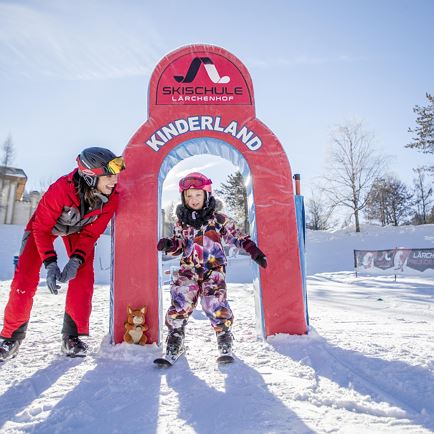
left=0, top=225, right=111, bottom=283
left=306, top=224, right=434, bottom=275
left=1, top=223, right=434, bottom=283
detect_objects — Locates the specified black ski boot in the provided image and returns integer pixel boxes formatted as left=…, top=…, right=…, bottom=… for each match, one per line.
left=216, top=330, right=234, bottom=364
left=61, top=335, right=88, bottom=358
left=166, top=328, right=185, bottom=357
left=154, top=328, right=186, bottom=367
left=0, top=338, right=21, bottom=362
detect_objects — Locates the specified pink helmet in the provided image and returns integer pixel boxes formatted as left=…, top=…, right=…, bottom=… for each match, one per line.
left=179, top=172, right=212, bottom=193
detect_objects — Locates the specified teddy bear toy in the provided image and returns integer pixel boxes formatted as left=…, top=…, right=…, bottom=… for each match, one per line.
left=124, top=305, right=148, bottom=345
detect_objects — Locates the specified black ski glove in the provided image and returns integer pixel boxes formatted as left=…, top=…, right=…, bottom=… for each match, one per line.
left=46, top=262, right=61, bottom=294
left=157, top=238, right=173, bottom=252
left=60, top=256, right=83, bottom=283
left=242, top=240, right=268, bottom=269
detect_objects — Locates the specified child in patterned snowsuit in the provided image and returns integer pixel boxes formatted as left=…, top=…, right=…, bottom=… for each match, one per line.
left=157, top=172, right=267, bottom=359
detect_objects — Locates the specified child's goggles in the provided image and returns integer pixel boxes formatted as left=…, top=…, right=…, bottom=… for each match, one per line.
left=179, top=176, right=212, bottom=190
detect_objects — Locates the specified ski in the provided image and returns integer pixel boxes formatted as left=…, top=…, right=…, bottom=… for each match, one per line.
left=217, top=353, right=234, bottom=364
left=216, top=345, right=235, bottom=364
left=153, top=347, right=185, bottom=367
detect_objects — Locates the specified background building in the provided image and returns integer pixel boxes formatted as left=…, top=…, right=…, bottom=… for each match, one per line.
left=0, top=166, right=41, bottom=225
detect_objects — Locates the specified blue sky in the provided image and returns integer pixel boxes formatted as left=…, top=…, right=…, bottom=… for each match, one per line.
left=0, top=0, right=433, bottom=207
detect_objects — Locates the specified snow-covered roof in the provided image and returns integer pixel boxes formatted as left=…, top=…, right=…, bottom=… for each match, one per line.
left=0, top=166, right=27, bottom=179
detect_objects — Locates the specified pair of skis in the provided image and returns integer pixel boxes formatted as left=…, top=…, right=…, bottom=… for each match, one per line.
left=153, top=347, right=234, bottom=367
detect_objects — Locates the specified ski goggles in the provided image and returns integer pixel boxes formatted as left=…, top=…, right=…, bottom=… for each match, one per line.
left=106, top=156, right=126, bottom=175
left=76, top=156, right=126, bottom=177
left=179, top=176, right=212, bottom=191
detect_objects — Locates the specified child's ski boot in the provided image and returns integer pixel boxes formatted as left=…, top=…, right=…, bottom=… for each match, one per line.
left=154, top=328, right=186, bottom=367
left=216, top=330, right=234, bottom=364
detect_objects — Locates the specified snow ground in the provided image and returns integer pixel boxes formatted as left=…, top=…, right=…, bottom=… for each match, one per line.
left=1, top=273, right=433, bottom=433
left=0, top=224, right=433, bottom=433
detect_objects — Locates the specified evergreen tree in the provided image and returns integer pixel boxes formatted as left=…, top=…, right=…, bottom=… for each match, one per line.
left=215, top=171, right=249, bottom=232
left=406, top=93, right=434, bottom=171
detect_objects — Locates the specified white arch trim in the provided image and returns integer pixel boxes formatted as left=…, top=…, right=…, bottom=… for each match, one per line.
left=157, top=137, right=265, bottom=341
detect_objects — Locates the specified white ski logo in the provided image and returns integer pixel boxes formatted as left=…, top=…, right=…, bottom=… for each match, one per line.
left=202, top=62, right=230, bottom=84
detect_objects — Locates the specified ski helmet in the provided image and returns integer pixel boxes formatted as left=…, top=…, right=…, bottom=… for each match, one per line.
left=76, top=147, right=125, bottom=187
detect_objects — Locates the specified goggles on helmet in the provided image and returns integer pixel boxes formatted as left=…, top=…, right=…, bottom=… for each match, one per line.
left=76, top=156, right=125, bottom=177
left=179, top=175, right=212, bottom=191
left=106, top=156, right=126, bottom=174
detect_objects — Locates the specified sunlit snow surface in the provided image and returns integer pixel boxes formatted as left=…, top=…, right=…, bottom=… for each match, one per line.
left=0, top=223, right=433, bottom=433
left=1, top=273, right=433, bottom=433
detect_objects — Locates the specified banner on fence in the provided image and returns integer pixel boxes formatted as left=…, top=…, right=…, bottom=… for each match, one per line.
left=354, top=248, right=434, bottom=276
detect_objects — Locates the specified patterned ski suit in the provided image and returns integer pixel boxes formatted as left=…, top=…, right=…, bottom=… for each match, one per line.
left=164, top=211, right=252, bottom=333
left=0, top=169, right=118, bottom=341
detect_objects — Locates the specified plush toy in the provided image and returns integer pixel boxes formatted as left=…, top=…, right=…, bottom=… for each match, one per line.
left=123, top=305, right=148, bottom=345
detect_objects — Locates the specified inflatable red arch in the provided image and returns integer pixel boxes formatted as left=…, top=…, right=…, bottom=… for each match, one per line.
left=112, top=44, right=308, bottom=344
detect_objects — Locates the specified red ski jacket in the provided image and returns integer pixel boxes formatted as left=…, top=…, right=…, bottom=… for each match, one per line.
left=26, top=169, right=119, bottom=264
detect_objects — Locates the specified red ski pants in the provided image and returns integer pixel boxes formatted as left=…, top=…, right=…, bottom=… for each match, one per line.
left=1, top=230, right=95, bottom=340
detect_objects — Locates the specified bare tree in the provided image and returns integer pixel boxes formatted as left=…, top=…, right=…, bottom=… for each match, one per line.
left=365, top=175, right=412, bottom=226
left=1, top=134, right=14, bottom=168
left=38, top=177, right=54, bottom=195
left=0, top=135, right=15, bottom=223
left=387, top=179, right=413, bottom=226
left=165, top=201, right=177, bottom=224
left=161, top=201, right=177, bottom=237
left=306, top=188, right=335, bottom=230
left=412, top=167, right=433, bottom=224
left=364, top=179, right=388, bottom=226
left=321, top=120, right=386, bottom=232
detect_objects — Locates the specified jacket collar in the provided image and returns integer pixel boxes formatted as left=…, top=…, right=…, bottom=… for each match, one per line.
left=66, top=169, right=80, bottom=207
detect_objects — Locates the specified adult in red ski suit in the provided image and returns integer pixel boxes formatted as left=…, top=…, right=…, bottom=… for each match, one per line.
left=0, top=147, right=125, bottom=361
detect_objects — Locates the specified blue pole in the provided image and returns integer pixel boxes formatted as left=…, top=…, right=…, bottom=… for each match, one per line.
left=295, top=194, right=309, bottom=326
